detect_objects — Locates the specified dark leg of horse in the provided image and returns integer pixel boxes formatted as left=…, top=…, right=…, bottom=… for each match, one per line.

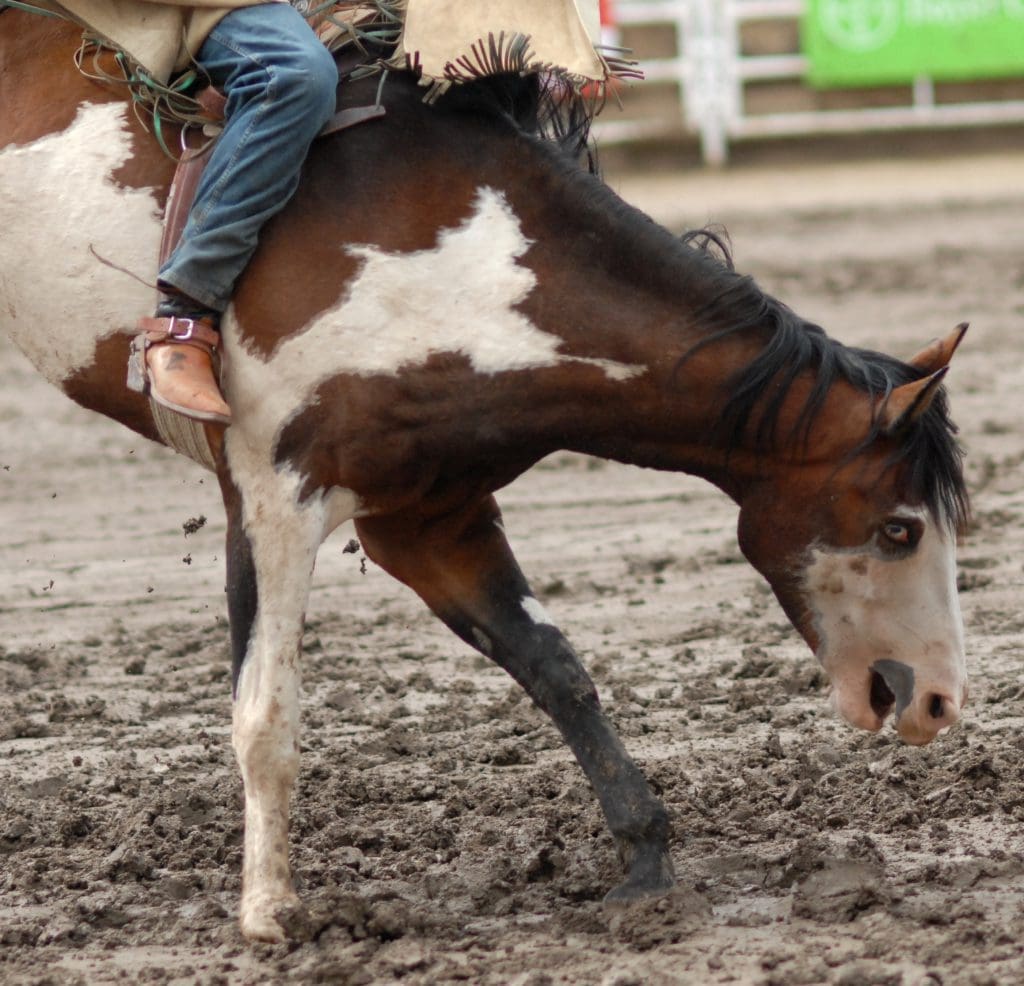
left=355, top=497, right=676, bottom=902
left=220, top=475, right=259, bottom=692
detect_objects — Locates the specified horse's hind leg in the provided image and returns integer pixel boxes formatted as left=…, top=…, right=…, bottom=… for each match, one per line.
left=218, top=468, right=328, bottom=942
left=356, top=497, right=676, bottom=903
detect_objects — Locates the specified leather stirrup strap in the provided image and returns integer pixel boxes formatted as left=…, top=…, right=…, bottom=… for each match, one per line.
left=136, top=315, right=222, bottom=349
left=160, top=153, right=208, bottom=267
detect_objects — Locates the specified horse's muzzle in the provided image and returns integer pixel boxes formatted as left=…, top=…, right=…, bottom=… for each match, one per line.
left=871, top=659, right=964, bottom=745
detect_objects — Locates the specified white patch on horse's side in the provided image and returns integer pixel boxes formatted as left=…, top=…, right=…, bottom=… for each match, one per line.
left=804, top=507, right=966, bottom=740
left=221, top=188, right=641, bottom=445
left=522, top=596, right=556, bottom=627
left=335, top=187, right=579, bottom=377
left=0, top=103, right=161, bottom=384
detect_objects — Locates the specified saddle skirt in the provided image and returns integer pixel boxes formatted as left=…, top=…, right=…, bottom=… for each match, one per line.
left=392, top=0, right=613, bottom=95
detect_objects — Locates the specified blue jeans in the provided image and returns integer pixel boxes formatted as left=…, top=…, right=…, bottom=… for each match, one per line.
left=158, top=4, right=338, bottom=312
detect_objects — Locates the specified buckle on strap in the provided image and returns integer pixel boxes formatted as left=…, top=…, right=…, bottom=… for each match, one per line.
left=167, top=316, right=198, bottom=341
left=135, top=315, right=221, bottom=350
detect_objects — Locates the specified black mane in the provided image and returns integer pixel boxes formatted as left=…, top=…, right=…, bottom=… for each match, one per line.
left=688, top=281, right=968, bottom=531
left=434, top=72, right=969, bottom=530
left=435, top=70, right=599, bottom=171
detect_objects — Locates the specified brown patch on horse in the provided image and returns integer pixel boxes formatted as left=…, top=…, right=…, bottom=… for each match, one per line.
left=63, top=334, right=163, bottom=444
left=231, top=74, right=518, bottom=359
left=273, top=344, right=644, bottom=517
left=0, top=17, right=87, bottom=145
left=1, top=17, right=173, bottom=199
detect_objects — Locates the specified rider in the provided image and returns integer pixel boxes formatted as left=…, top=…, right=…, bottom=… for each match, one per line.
left=51, top=0, right=339, bottom=424
left=45, top=0, right=609, bottom=426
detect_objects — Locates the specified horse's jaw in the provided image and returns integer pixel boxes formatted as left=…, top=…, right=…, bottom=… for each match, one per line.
left=804, top=521, right=967, bottom=745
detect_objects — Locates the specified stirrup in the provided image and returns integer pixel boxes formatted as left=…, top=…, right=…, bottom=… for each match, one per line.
left=128, top=316, right=231, bottom=425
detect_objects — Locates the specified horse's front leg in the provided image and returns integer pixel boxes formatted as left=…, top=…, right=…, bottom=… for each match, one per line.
left=219, top=466, right=327, bottom=942
left=356, top=497, right=676, bottom=903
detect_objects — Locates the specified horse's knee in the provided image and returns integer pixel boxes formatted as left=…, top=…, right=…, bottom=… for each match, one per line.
left=233, top=703, right=300, bottom=785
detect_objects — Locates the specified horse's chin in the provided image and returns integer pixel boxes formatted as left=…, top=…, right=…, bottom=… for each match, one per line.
left=826, top=663, right=896, bottom=735
left=829, top=683, right=886, bottom=734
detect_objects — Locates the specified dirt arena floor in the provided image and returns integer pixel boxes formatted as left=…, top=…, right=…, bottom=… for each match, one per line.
left=2, top=144, right=1024, bottom=985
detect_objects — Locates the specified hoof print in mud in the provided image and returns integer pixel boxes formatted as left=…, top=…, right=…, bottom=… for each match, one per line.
left=604, top=887, right=713, bottom=948
left=792, top=859, right=892, bottom=923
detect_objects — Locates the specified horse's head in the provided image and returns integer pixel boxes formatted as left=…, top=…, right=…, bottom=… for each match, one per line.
left=734, top=325, right=969, bottom=746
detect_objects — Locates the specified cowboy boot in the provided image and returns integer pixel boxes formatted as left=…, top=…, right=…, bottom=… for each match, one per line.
left=131, top=310, right=231, bottom=425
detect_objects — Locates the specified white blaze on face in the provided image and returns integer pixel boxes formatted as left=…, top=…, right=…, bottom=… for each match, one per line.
left=0, top=103, right=162, bottom=384
left=804, top=507, right=966, bottom=745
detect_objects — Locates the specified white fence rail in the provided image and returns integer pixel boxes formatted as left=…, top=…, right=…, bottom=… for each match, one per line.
left=596, top=0, right=1024, bottom=164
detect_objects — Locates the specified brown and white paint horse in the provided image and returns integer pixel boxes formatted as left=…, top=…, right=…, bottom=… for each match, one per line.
left=1, top=13, right=970, bottom=941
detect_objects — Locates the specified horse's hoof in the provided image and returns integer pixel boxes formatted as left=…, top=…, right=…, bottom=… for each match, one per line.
left=239, top=893, right=307, bottom=942
left=602, top=876, right=676, bottom=907
left=602, top=849, right=677, bottom=907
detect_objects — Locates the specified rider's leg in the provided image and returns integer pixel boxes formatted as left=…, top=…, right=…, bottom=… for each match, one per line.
left=143, top=4, right=337, bottom=424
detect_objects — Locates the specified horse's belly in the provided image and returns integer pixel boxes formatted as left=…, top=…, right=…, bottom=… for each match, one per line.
left=0, top=102, right=161, bottom=387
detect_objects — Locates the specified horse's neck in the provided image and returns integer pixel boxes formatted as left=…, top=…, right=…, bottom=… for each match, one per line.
left=509, top=328, right=771, bottom=498
left=493, top=187, right=781, bottom=493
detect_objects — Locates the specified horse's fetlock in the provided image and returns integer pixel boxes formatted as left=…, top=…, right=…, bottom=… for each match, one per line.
left=612, top=800, right=670, bottom=850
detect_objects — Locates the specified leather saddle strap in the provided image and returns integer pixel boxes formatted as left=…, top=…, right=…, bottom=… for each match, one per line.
left=319, top=102, right=386, bottom=136
left=159, top=151, right=208, bottom=267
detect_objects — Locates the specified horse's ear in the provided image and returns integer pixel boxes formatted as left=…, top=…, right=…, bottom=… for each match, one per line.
left=907, top=322, right=968, bottom=373
left=878, top=367, right=949, bottom=435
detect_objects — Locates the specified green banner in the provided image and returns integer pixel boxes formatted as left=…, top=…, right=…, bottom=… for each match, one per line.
left=803, top=0, right=1024, bottom=87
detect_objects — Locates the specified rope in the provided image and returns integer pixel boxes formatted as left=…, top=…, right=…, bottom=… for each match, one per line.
left=6, top=1, right=404, bottom=160
left=0, top=0, right=64, bottom=16
left=74, top=37, right=214, bottom=160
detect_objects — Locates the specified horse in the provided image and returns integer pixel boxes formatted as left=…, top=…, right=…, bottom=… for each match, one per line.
left=0, top=12, right=970, bottom=943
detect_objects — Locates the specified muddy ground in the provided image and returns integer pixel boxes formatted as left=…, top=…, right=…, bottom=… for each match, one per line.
left=2, top=145, right=1024, bottom=985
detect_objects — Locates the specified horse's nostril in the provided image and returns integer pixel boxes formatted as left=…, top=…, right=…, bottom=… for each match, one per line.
left=869, top=669, right=896, bottom=719
left=928, top=694, right=945, bottom=719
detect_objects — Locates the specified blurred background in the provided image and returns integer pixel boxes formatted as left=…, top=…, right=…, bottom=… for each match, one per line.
left=592, top=0, right=1024, bottom=169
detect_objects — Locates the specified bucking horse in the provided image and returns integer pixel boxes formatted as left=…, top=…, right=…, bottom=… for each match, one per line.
left=0, top=10, right=969, bottom=942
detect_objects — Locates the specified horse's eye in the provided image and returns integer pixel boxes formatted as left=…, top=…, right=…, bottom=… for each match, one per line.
left=884, top=522, right=909, bottom=544
left=882, top=518, right=921, bottom=549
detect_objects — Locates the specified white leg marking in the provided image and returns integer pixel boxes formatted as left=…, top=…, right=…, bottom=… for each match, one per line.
left=522, top=596, right=556, bottom=627
left=224, top=409, right=357, bottom=940
left=229, top=478, right=320, bottom=940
